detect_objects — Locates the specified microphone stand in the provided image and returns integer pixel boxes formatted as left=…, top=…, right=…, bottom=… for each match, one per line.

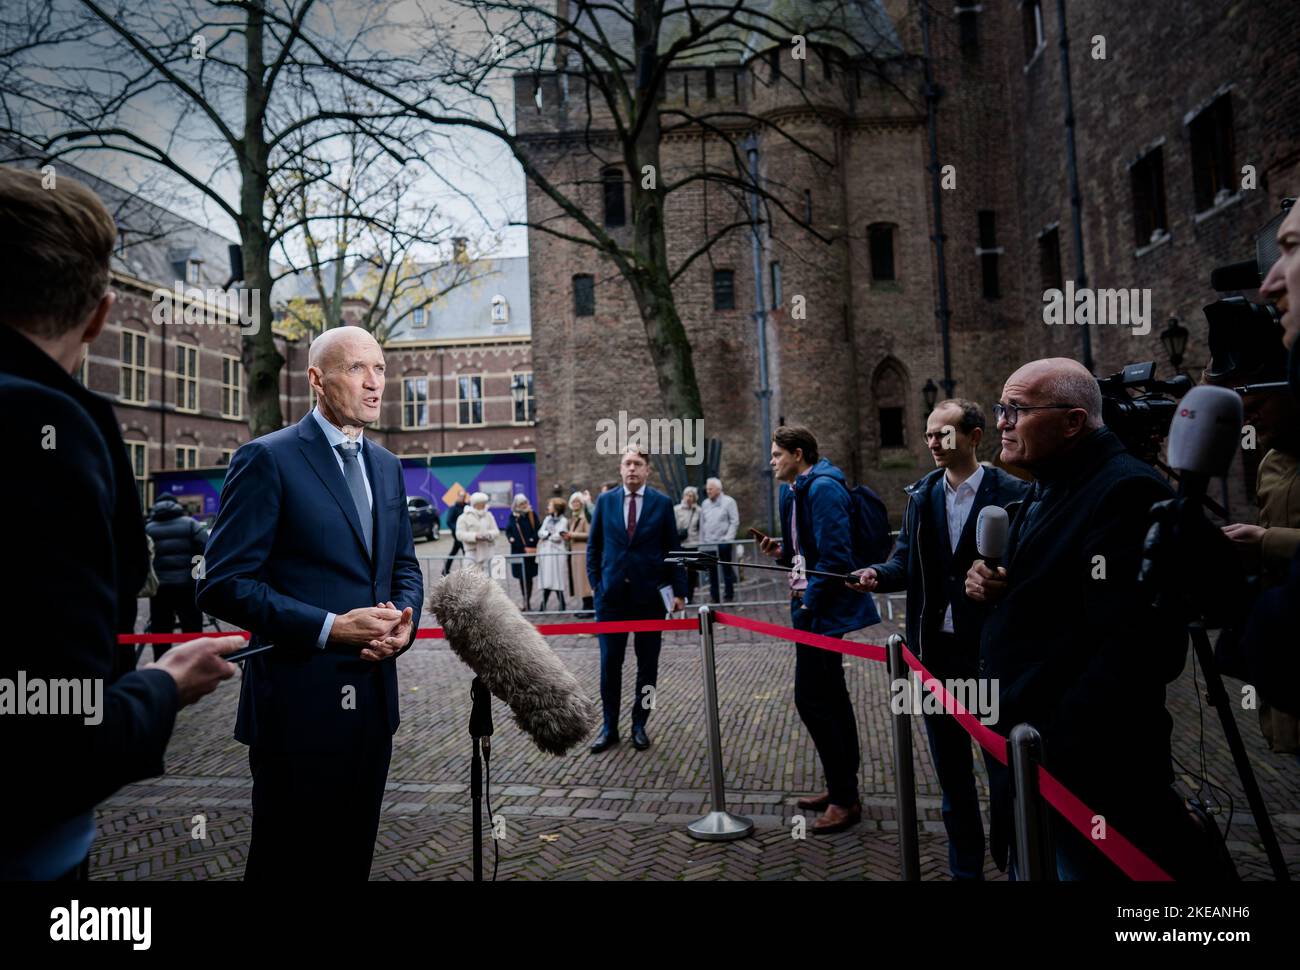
left=665, top=552, right=856, bottom=583
left=468, top=677, right=494, bottom=883
left=1185, top=620, right=1289, bottom=881
left=1144, top=500, right=1290, bottom=881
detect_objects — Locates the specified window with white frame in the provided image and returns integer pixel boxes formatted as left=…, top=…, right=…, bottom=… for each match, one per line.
left=457, top=374, right=484, bottom=426
left=176, top=343, right=199, bottom=412
left=120, top=330, right=148, bottom=404
left=221, top=354, right=243, bottom=418
left=175, top=445, right=199, bottom=469
left=403, top=377, right=430, bottom=428
left=491, top=295, right=508, bottom=323
left=413, top=305, right=427, bottom=328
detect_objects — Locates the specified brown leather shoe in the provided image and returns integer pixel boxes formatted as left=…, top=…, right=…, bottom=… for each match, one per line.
left=796, top=791, right=831, bottom=811
left=811, top=802, right=862, bottom=835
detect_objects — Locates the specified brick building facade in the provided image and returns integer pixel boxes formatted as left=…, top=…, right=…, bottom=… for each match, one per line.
left=4, top=152, right=536, bottom=515
left=515, top=0, right=1300, bottom=526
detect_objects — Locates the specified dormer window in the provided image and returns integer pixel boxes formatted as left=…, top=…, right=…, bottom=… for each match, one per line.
left=186, top=259, right=202, bottom=284
left=413, top=306, right=427, bottom=328
left=491, top=295, right=508, bottom=323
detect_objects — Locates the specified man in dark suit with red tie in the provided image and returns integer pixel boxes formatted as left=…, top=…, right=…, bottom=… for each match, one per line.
left=586, top=447, right=687, bottom=753
left=197, top=325, right=424, bottom=881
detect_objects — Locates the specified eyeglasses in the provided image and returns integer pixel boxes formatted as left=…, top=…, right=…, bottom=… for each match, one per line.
left=993, top=402, right=1074, bottom=427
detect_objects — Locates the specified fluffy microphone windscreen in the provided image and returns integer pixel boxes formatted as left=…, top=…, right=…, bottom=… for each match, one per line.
left=1167, top=385, right=1243, bottom=478
left=976, top=505, right=1009, bottom=560
left=429, top=568, right=599, bottom=755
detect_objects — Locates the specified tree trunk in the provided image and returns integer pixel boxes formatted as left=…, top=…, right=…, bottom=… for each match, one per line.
left=629, top=0, right=703, bottom=423
left=240, top=0, right=284, bottom=438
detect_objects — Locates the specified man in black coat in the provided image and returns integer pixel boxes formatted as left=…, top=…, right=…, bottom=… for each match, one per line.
left=851, top=399, right=1029, bottom=878
left=145, top=495, right=211, bottom=658
left=966, top=358, right=1195, bottom=880
left=0, top=165, right=238, bottom=879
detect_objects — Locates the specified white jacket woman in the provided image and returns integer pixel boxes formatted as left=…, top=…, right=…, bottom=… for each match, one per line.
left=454, top=492, right=500, bottom=571
left=536, top=502, right=570, bottom=605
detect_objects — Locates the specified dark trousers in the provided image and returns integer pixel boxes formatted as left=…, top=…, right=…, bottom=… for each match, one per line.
left=792, top=607, right=860, bottom=807
left=921, top=632, right=986, bottom=879
left=708, top=544, right=735, bottom=601
left=443, top=538, right=465, bottom=573
left=923, top=711, right=986, bottom=879
left=595, top=598, right=663, bottom=735
left=148, top=581, right=202, bottom=660
left=245, top=734, right=392, bottom=881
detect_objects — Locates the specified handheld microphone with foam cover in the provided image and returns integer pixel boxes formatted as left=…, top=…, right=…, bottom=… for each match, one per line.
left=1167, top=385, right=1243, bottom=505
left=428, top=569, right=599, bottom=755
left=976, top=505, right=1009, bottom=572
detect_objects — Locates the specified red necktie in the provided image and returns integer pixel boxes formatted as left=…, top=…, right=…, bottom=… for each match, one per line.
left=627, top=491, right=638, bottom=539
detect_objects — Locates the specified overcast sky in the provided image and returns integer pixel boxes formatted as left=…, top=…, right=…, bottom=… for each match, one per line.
left=37, top=0, right=530, bottom=259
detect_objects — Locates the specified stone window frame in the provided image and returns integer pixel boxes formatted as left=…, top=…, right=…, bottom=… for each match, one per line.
left=402, top=374, right=430, bottom=430
left=175, top=341, right=200, bottom=413
left=119, top=326, right=149, bottom=405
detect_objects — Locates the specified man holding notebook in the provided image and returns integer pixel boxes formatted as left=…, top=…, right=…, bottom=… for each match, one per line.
left=586, top=447, right=687, bottom=754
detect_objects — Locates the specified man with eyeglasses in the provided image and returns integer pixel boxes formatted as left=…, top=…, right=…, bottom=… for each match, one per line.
left=849, top=399, right=1027, bottom=879
left=965, top=358, right=1200, bottom=880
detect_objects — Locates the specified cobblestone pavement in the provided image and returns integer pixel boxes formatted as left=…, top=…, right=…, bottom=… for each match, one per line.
left=97, top=595, right=1300, bottom=881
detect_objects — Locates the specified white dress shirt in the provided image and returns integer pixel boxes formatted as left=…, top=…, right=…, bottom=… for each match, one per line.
left=941, top=463, right=984, bottom=634
left=312, top=406, right=374, bottom=649
left=622, top=486, right=645, bottom=530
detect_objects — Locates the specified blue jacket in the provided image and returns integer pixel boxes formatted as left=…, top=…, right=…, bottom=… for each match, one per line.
left=777, top=458, right=880, bottom=636
left=870, top=464, right=1029, bottom=668
left=587, top=486, right=687, bottom=614
left=196, top=412, right=424, bottom=754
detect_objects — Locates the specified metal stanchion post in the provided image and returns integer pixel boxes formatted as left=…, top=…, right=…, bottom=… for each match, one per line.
left=887, top=634, right=920, bottom=881
left=1010, top=723, right=1055, bottom=881
left=688, top=605, right=753, bottom=841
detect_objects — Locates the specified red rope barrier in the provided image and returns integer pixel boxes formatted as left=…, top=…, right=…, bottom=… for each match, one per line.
left=116, top=618, right=695, bottom=645
left=120, top=609, right=1171, bottom=879
left=714, top=609, right=1172, bottom=881
left=712, top=610, right=886, bottom=663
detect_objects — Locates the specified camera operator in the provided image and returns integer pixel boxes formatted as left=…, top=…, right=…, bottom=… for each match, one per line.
left=965, top=358, right=1198, bottom=880
left=1240, top=198, right=1300, bottom=721
left=1209, top=286, right=1300, bottom=752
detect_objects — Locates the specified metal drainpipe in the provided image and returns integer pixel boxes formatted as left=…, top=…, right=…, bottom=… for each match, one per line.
left=744, top=133, right=776, bottom=536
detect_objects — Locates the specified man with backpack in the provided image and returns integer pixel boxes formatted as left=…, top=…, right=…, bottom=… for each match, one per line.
left=758, top=425, right=882, bottom=834
left=849, top=399, right=1028, bottom=878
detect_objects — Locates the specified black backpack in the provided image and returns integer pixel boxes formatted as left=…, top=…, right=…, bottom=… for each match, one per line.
left=798, top=476, right=893, bottom=568
left=844, top=482, right=894, bottom=566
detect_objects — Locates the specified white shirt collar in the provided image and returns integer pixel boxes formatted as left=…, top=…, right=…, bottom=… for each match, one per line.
left=312, top=406, right=365, bottom=451
left=944, top=463, right=984, bottom=497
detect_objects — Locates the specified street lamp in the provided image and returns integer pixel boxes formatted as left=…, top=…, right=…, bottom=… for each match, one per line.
left=922, top=378, right=939, bottom=413
left=1160, top=316, right=1189, bottom=374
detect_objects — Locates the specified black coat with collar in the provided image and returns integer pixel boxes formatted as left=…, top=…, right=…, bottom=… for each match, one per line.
left=0, top=324, right=179, bottom=866
left=978, top=427, right=1188, bottom=869
left=870, top=464, right=1030, bottom=674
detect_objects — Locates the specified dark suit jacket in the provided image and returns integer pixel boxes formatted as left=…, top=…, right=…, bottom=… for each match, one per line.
left=586, top=486, right=686, bottom=614
left=978, top=428, right=1187, bottom=869
left=196, top=411, right=423, bottom=754
left=870, top=465, right=1030, bottom=672
left=0, top=325, right=179, bottom=870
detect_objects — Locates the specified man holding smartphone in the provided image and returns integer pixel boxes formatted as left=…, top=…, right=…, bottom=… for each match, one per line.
left=758, top=425, right=879, bottom=834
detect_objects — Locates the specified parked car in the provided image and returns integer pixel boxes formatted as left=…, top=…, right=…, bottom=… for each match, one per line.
left=407, top=496, right=441, bottom=542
